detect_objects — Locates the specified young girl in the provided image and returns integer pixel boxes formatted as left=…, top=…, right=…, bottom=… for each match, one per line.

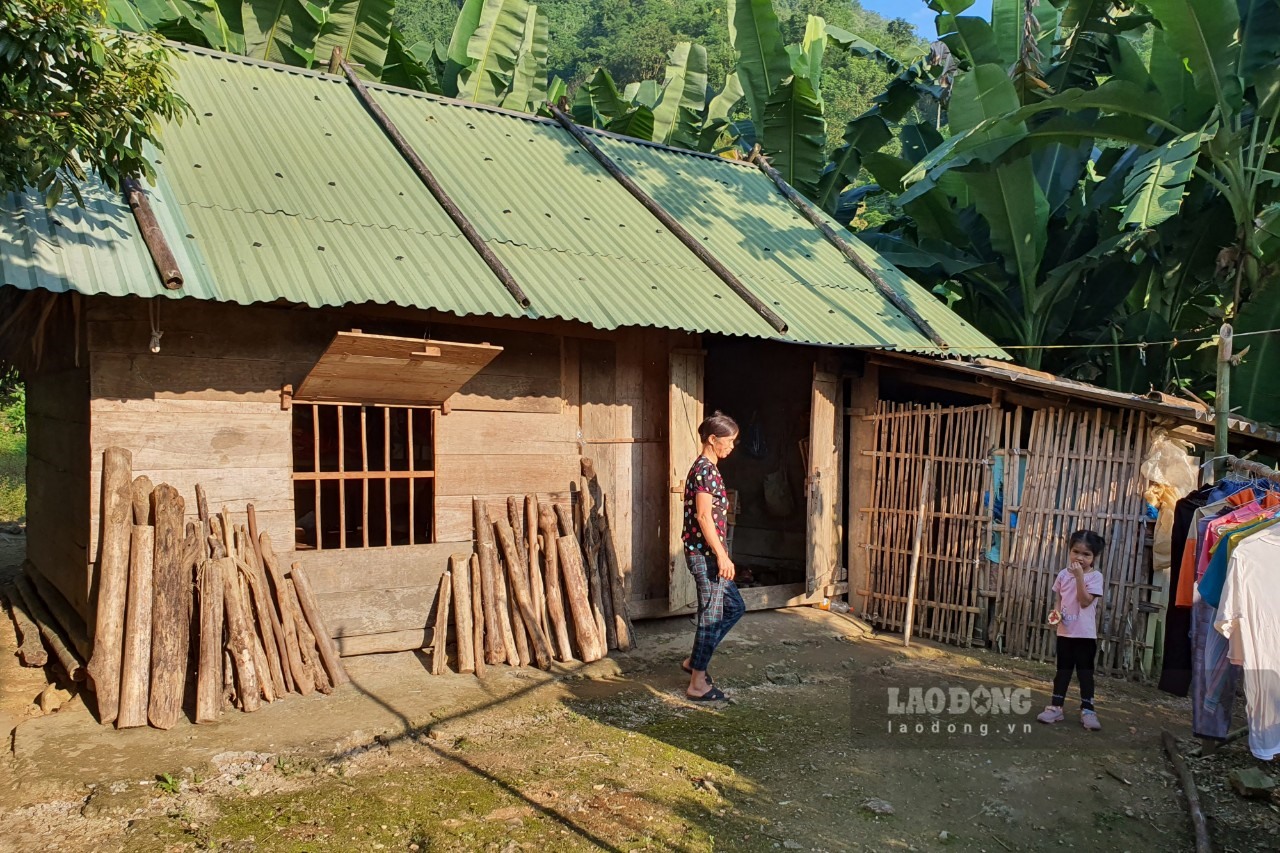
left=1038, top=530, right=1106, bottom=731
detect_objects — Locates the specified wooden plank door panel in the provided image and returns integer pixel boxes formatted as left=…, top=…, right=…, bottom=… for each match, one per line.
left=668, top=350, right=704, bottom=612
left=806, top=366, right=840, bottom=595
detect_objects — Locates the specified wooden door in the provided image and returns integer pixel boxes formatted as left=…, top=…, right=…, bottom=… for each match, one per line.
left=668, top=349, right=704, bottom=612
left=806, top=365, right=840, bottom=596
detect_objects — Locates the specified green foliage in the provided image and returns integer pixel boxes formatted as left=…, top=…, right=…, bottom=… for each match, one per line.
left=1, top=382, right=24, bottom=436
left=156, top=773, right=182, bottom=795
left=0, top=429, right=25, bottom=523
left=0, top=0, right=191, bottom=204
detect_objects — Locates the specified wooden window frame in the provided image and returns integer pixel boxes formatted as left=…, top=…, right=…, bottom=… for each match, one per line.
left=292, top=402, right=437, bottom=550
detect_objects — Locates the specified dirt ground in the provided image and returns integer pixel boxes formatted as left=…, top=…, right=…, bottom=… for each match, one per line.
left=2, top=533, right=1277, bottom=853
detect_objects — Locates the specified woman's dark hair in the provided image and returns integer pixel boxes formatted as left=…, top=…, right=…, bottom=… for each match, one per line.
left=698, top=411, right=739, bottom=443
left=1068, top=529, right=1105, bottom=557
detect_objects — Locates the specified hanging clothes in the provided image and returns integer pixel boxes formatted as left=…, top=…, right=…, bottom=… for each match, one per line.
left=1175, top=482, right=1258, bottom=608
left=1216, top=530, right=1280, bottom=760
left=1159, top=487, right=1210, bottom=696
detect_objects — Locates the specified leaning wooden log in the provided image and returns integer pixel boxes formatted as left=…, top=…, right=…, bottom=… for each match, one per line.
left=221, top=557, right=261, bottom=713
left=195, top=484, right=212, bottom=540
left=247, top=505, right=292, bottom=694
left=15, top=574, right=86, bottom=681
left=148, top=484, right=189, bottom=730
left=578, top=508, right=610, bottom=650
left=538, top=507, right=574, bottom=661
left=578, top=463, right=615, bottom=649
left=117, top=525, right=154, bottom=729
left=525, top=494, right=549, bottom=641
left=259, top=532, right=312, bottom=695
left=431, top=568, right=453, bottom=676
left=289, top=580, right=331, bottom=694
left=450, top=554, right=475, bottom=674
left=290, top=563, right=349, bottom=687
left=553, top=503, right=575, bottom=538
left=130, top=476, right=154, bottom=526
left=2, top=582, right=47, bottom=667
left=1162, top=729, right=1212, bottom=853
left=555, top=534, right=604, bottom=663
left=505, top=498, right=533, bottom=667
left=494, top=519, right=553, bottom=669
left=598, top=495, right=635, bottom=652
left=195, top=559, right=224, bottom=723
left=469, top=554, right=486, bottom=679
left=235, top=524, right=285, bottom=697
left=472, top=500, right=507, bottom=666
left=24, top=565, right=91, bottom=660
left=88, top=446, right=132, bottom=723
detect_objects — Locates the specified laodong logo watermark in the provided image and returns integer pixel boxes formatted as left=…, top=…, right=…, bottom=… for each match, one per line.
left=850, top=681, right=1038, bottom=748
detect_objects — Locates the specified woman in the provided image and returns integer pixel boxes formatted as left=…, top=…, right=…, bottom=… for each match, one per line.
left=681, top=411, right=746, bottom=701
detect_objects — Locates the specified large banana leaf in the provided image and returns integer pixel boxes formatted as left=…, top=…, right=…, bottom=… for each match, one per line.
left=729, top=0, right=790, bottom=126
left=651, top=43, right=709, bottom=147
left=624, top=80, right=661, bottom=109
left=814, top=113, right=892, bottom=214
left=501, top=3, right=548, bottom=113
left=761, top=74, right=826, bottom=195
left=939, top=15, right=1000, bottom=66
left=381, top=30, right=445, bottom=94
left=1238, top=0, right=1280, bottom=94
left=1232, top=266, right=1280, bottom=423
left=314, top=0, right=394, bottom=79
left=109, top=0, right=245, bottom=52
left=606, top=105, right=655, bottom=141
left=989, top=0, right=1024, bottom=67
left=1119, top=131, right=1202, bottom=229
left=455, top=0, right=531, bottom=105
left=573, top=68, right=629, bottom=125
left=1148, top=27, right=1215, bottom=125
left=1143, top=0, right=1243, bottom=112
left=446, top=0, right=483, bottom=67
left=242, top=0, right=329, bottom=66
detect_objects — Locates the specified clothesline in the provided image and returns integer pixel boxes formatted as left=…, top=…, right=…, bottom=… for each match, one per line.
left=1223, top=454, right=1280, bottom=485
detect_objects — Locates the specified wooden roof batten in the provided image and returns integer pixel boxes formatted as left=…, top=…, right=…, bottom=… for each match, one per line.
left=747, top=146, right=949, bottom=352
left=547, top=102, right=790, bottom=336
left=332, top=48, right=533, bottom=311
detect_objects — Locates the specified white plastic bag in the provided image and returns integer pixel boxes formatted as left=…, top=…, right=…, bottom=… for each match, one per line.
left=1140, top=429, right=1198, bottom=500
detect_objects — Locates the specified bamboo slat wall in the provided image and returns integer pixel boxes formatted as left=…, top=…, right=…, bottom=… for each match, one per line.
left=862, top=402, right=994, bottom=646
left=860, top=401, right=1157, bottom=675
left=991, top=407, right=1156, bottom=675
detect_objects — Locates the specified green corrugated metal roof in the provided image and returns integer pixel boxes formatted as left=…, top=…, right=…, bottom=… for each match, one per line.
left=0, top=46, right=1005, bottom=357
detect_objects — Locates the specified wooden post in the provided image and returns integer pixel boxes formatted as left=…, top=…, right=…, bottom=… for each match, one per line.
left=222, top=556, right=261, bottom=713
left=236, top=525, right=286, bottom=697
left=469, top=554, right=486, bottom=678
left=494, top=519, right=553, bottom=669
left=525, top=495, right=548, bottom=640
left=25, top=566, right=91, bottom=659
left=89, top=446, right=132, bottom=723
left=598, top=495, right=634, bottom=651
left=451, top=554, right=475, bottom=674
left=1214, top=323, right=1233, bottom=475
left=903, top=458, right=933, bottom=648
left=2, top=582, right=48, bottom=667
left=259, top=532, right=313, bottom=695
left=148, top=484, right=189, bottom=729
left=117, top=525, right=154, bottom=728
left=130, top=476, right=154, bottom=525
left=473, top=500, right=507, bottom=665
left=556, top=534, right=603, bottom=662
left=291, top=563, right=349, bottom=686
left=505, top=498, right=533, bottom=666
left=431, top=570, right=453, bottom=675
left=539, top=507, right=574, bottom=661
left=1162, top=730, right=1212, bottom=853
left=15, top=575, right=85, bottom=681
left=195, top=559, right=224, bottom=723
left=289, top=580, right=330, bottom=694
left=248, top=505, right=292, bottom=694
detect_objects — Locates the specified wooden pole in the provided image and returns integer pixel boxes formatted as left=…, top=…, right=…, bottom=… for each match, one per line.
left=24, top=566, right=91, bottom=659
left=748, top=147, right=946, bottom=348
left=1214, top=323, right=1233, bottom=476
left=14, top=575, right=85, bottom=681
left=259, top=532, right=313, bottom=695
left=148, top=484, right=188, bottom=729
left=539, top=506, right=574, bottom=661
left=195, top=558, right=224, bottom=723
left=130, top=476, right=154, bottom=525
left=248, top=505, right=292, bottom=694
left=222, top=556, right=261, bottom=712
left=451, top=554, right=475, bottom=674
left=289, top=580, right=331, bottom=694
left=291, top=563, right=349, bottom=686
left=336, top=56, right=531, bottom=310
left=505, top=498, right=533, bottom=666
left=547, top=103, right=787, bottom=334
left=117, top=525, right=154, bottom=728
left=525, top=494, right=549, bottom=640
left=494, top=519, right=553, bottom=669
left=556, top=534, right=604, bottom=662
left=123, top=178, right=184, bottom=290
left=469, top=554, right=486, bottom=678
left=89, top=446, right=132, bottom=723
left=1162, top=730, right=1212, bottom=853
left=599, top=495, right=635, bottom=651
left=431, top=569, right=453, bottom=675
left=236, top=525, right=286, bottom=697
left=2, top=582, right=48, bottom=667
left=473, top=500, right=507, bottom=665
left=903, top=458, right=933, bottom=648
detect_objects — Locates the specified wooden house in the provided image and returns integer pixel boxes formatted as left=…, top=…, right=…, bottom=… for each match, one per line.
left=3, top=47, right=1273, bottom=674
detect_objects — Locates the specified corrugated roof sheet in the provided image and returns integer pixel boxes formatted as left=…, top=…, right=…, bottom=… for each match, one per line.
left=0, top=46, right=1005, bottom=357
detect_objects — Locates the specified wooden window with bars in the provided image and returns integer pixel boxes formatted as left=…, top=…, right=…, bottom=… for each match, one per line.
left=291, top=403, right=434, bottom=550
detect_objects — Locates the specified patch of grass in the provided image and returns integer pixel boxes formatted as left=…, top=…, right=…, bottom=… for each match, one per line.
left=0, top=430, right=25, bottom=523
left=156, top=773, right=182, bottom=795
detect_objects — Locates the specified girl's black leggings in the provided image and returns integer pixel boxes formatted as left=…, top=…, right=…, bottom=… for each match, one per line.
left=1052, top=636, right=1097, bottom=711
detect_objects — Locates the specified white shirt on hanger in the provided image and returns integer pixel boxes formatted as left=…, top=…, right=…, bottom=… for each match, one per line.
left=1215, top=530, right=1280, bottom=760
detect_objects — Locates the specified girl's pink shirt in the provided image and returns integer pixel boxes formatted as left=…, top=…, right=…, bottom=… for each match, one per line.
left=1054, top=568, right=1104, bottom=639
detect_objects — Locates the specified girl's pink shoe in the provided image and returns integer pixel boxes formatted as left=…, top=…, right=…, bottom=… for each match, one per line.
left=1081, top=710, right=1102, bottom=731
left=1036, top=705, right=1065, bottom=724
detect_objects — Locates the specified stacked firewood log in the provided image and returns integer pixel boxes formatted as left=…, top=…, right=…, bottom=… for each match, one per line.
left=430, top=458, right=636, bottom=674
left=2, top=447, right=346, bottom=728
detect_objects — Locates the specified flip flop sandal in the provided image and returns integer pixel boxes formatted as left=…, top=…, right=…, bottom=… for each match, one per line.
left=686, top=686, right=727, bottom=703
